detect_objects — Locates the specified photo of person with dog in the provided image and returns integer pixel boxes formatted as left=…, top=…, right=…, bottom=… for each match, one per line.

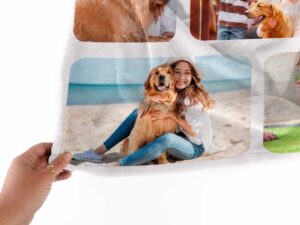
left=74, top=0, right=176, bottom=42
left=72, top=59, right=220, bottom=166
left=61, top=55, right=251, bottom=167
left=217, top=0, right=251, bottom=40
left=190, top=0, right=300, bottom=40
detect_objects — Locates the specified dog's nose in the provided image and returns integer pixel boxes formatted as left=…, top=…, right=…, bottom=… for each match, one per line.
left=159, top=75, right=165, bottom=81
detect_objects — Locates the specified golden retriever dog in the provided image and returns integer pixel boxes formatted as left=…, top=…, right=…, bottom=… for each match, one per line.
left=121, top=65, right=178, bottom=164
left=245, top=0, right=294, bottom=38
left=74, top=0, right=170, bottom=42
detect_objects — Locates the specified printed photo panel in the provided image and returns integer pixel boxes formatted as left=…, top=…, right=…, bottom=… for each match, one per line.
left=264, top=52, right=300, bottom=153
left=190, top=0, right=300, bottom=41
left=74, top=0, right=177, bottom=42
left=63, top=56, right=252, bottom=166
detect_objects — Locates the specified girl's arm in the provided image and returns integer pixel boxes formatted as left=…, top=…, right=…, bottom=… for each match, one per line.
left=144, top=95, right=166, bottom=104
left=170, top=115, right=197, bottom=137
left=150, top=111, right=197, bottom=137
left=144, top=94, right=175, bottom=103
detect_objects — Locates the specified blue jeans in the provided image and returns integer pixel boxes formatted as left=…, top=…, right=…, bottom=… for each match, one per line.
left=217, top=25, right=247, bottom=40
left=119, top=133, right=205, bottom=166
left=103, top=109, right=138, bottom=151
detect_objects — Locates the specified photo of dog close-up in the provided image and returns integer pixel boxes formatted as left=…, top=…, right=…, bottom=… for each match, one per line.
left=74, top=0, right=175, bottom=42
left=190, top=0, right=300, bottom=41
left=121, top=65, right=178, bottom=164
left=246, top=0, right=294, bottom=38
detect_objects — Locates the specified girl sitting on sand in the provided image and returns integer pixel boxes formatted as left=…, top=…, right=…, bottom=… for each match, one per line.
left=73, top=58, right=220, bottom=166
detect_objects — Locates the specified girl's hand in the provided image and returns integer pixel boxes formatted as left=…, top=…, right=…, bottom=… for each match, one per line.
left=150, top=110, right=174, bottom=121
left=161, top=32, right=175, bottom=39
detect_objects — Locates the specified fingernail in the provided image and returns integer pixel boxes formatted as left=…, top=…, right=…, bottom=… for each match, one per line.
left=63, top=151, right=73, bottom=161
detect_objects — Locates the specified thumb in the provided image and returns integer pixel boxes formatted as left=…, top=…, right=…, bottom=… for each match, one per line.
left=47, top=152, right=73, bottom=180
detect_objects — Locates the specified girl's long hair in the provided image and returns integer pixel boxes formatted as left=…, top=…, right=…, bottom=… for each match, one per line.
left=169, top=60, right=215, bottom=117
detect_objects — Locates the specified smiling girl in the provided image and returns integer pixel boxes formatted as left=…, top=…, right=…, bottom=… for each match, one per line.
left=73, top=58, right=219, bottom=165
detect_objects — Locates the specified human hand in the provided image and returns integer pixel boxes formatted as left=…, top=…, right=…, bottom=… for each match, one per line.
left=0, top=143, right=72, bottom=225
left=150, top=110, right=173, bottom=121
left=161, top=32, right=175, bottom=39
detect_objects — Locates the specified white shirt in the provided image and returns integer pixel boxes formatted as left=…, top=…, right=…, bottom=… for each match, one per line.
left=149, top=6, right=176, bottom=35
left=181, top=98, right=221, bottom=154
left=280, top=0, right=300, bottom=37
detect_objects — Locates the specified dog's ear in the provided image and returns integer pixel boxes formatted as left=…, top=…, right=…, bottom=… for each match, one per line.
left=150, top=0, right=168, bottom=22
left=165, top=65, right=173, bottom=74
left=170, top=78, right=175, bottom=91
left=156, top=0, right=168, bottom=6
left=167, top=66, right=176, bottom=91
left=150, top=0, right=167, bottom=9
left=271, top=4, right=279, bottom=19
left=144, top=69, right=154, bottom=90
left=258, top=2, right=268, bottom=8
left=272, top=6, right=276, bottom=18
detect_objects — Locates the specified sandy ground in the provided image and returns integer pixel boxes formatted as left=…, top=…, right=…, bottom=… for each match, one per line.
left=60, top=89, right=251, bottom=163
left=264, top=52, right=300, bottom=126
left=264, top=95, right=300, bottom=126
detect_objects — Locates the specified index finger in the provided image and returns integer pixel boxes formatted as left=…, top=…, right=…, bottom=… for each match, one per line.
left=151, top=110, right=161, bottom=114
left=150, top=112, right=160, bottom=117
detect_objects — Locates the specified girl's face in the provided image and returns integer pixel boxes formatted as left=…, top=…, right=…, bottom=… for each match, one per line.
left=173, top=61, right=192, bottom=90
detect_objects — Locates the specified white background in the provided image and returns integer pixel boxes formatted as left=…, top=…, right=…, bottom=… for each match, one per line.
left=1, top=0, right=300, bottom=225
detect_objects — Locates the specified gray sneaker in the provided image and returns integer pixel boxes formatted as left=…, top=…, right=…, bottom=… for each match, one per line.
left=72, top=149, right=104, bottom=164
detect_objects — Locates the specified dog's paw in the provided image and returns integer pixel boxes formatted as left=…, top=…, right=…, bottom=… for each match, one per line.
left=157, top=155, right=169, bottom=164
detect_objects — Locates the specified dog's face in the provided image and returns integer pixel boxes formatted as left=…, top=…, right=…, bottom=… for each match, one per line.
left=245, top=0, right=275, bottom=26
left=149, top=0, right=169, bottom=22
left=145, top=65, right=175, bottom=93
